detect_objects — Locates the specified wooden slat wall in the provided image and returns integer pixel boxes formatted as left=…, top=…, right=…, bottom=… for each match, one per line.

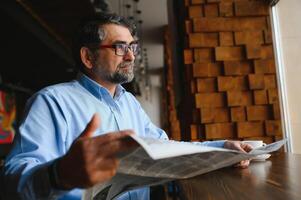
left=181, top=0, right=283, bottom=143
left=164, top=28, right=182, bottom=140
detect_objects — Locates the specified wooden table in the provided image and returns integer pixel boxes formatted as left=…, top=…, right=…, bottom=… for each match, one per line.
left=177, top=153, right=301, bottom=200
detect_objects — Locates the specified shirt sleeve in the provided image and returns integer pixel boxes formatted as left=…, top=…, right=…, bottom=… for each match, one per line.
left=192, top=140, right=226, bottom=148
left=2, top=91, right=69, bottom=199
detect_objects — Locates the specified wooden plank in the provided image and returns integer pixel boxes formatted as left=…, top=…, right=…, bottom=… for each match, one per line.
left=264, top=75, right=277, bottom=89
left=207, top=0, right=221, bottom=3
left=197, top=78, right=217, bottom=92
left=205, top=123, right=235, bottom=139
left=204, top=3, right=219, bottom=17
left=188, top=6, right=203, bottom=18
left=264, top=29, right=273, bottom=44
left=244, top=136, right=274, bottom=144
left=254, top=59, right=276, bottom=74
left=224, top=61, right=252, bottom=75
left=215, top=46, right=245, bottom=61
left=227, top=91, right=252, bottom=106
left=261, top=45, right=274, bottom=59
left=217, top=76, right=247, bottom=91
left=193, top=62, right=222, bottom=77
left=254, top=90, right=268, bottom=105
left=231, top=107, right=246, bottom=122
left=220, top=2, right=233, bottom=17
left=265, top=120, right=282, bottom=136
left=234, top=31, right=264, bottom=45
left=274, top=135, right=283, bottom=141
left=185, top=20, right=193, bottom=34
left=169, top=110, right=178, bottom=122
left=248, top=74, right=265, bottom=89
left=268, top=89, right=279, bottom=104
left=246, top=44, right=262, bottom=59
left=171, top=121, right=181, bottom=140
left=219, top=32, right=234, bottom=46
left=195, top=93, right=226, bottom=108
left=246, top=45, right=275, bottom=59
left=191, top=0, right=206, bottom=4
left=272, top=102, right=281, bottom=120
left=200, top=107, right=230, bottom=123
left=189, top=33, right=219, bottom=47
left=185, top=0, right=190, bottom=7
left=234, top=1, right=269, bottom=16
left=194, top=48, right=214, bottom=63
left=194, top=17, right=267, bottom=32
left=266, top=16, right=271, bottom=30
left=185, top=64, right=193, bottom=80
left=190, top=124, right=199, bottom=140
left=184, top=49, right=193, bottom=64
left=192, top=108, right=200, bottom=123
left=191, top=80, right=197, bottom=94
left=246, top=105, right=271, bottom=121
left=237, top=121, right=264, bottom=138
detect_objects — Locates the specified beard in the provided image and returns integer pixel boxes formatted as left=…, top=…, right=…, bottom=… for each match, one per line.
left=93, top=61, right=135, bottom=84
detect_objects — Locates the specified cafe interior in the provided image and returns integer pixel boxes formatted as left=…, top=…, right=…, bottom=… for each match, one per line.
left=0, top=0, right=300, bottom=199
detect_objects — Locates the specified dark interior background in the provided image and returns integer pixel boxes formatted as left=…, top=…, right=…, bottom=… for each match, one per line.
left=0, top=1, right=96, bottom=92
left=0, top=0, right=97, bottom=156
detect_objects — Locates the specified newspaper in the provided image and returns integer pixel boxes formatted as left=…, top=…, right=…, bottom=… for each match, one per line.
left=82, top=135, right=286, bottom=200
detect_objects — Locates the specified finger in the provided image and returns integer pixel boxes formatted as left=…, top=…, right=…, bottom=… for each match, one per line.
left=235, top=160, right=250, bottom=168
left=79, top=113, right=100, bottom=138
left=242, top=144, right=253, bottom=152
left=98, top=138, right=138, bottom=157
left=93, top=130, right=135, bottom=144
left=241, top=160, right=250, bottom=168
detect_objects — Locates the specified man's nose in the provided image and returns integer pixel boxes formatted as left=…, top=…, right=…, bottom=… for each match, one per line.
left=123, top=48, right=135, bottom=61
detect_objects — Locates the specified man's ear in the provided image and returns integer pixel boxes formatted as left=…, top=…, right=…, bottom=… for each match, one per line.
left=80, top=47, right=94, bottom=69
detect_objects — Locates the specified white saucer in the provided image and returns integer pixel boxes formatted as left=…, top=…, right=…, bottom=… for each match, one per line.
left=252, top=154, right=271, bottom=161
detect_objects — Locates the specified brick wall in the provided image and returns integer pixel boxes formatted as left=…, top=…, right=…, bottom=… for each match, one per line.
left=179, top=0, right=283, bottom=143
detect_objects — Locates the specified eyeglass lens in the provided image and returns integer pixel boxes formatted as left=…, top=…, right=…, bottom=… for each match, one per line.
left=115, top=43, right=139, bottom=56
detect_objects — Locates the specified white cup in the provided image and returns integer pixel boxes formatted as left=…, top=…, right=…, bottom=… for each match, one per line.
left=242, top=140, right=266, bottom=149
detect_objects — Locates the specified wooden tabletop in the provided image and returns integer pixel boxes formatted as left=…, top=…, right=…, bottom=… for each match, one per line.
left=176, top=153, right=301, bottom=200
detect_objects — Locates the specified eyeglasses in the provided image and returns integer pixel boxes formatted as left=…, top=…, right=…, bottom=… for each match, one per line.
left=99, top=43, right=139, bottom=56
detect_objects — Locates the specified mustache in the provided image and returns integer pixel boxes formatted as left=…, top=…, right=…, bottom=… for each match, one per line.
left=118, top=61, right=134, bottom=68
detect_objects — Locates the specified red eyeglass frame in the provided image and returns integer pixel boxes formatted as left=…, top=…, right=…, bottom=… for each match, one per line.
left=99, top=43, right=139, bottom=56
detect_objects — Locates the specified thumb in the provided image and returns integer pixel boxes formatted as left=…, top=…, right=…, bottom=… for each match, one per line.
left=79, top=113, right=100, bottom=138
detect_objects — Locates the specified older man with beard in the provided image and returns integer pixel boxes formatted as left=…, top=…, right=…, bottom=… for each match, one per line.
left=2, top=13, right=252, bottom=200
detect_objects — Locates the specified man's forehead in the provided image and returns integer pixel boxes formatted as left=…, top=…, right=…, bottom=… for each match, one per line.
left=102, top=24, right=134, bottom=43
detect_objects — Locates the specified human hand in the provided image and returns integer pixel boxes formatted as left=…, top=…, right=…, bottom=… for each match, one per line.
left=56, top=113, right=138, bottom=189
left=223, top=140, right=253, bottom=169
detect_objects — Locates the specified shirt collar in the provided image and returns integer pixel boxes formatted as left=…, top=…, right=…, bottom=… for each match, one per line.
left=77, top=73, right=126, bottom=100
left=115, top=84, right=126, bottom=100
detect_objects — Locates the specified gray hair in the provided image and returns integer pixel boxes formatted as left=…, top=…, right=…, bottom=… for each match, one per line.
left=72, top=13, right=136, bottom=71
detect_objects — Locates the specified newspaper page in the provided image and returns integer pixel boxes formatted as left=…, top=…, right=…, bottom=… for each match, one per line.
left=83, top=136, right=286, bottom=200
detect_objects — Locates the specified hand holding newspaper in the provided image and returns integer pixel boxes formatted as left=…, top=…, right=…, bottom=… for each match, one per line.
left=83, top=135, right=286, bottom=200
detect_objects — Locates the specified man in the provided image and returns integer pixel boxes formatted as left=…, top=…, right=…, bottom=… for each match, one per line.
left=2, top=13, right=252, bottom=200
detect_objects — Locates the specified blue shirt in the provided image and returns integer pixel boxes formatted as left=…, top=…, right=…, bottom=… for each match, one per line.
left=3, top=73, right=225, bottom=200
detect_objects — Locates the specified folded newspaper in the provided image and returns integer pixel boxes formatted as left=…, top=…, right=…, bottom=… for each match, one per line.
left=83, top=135, right=286, bottom=200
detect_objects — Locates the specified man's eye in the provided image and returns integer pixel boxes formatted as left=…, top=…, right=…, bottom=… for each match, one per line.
left=115, top=44, right=126, bottom=49
left=131, top=44, right=138, bottom=49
